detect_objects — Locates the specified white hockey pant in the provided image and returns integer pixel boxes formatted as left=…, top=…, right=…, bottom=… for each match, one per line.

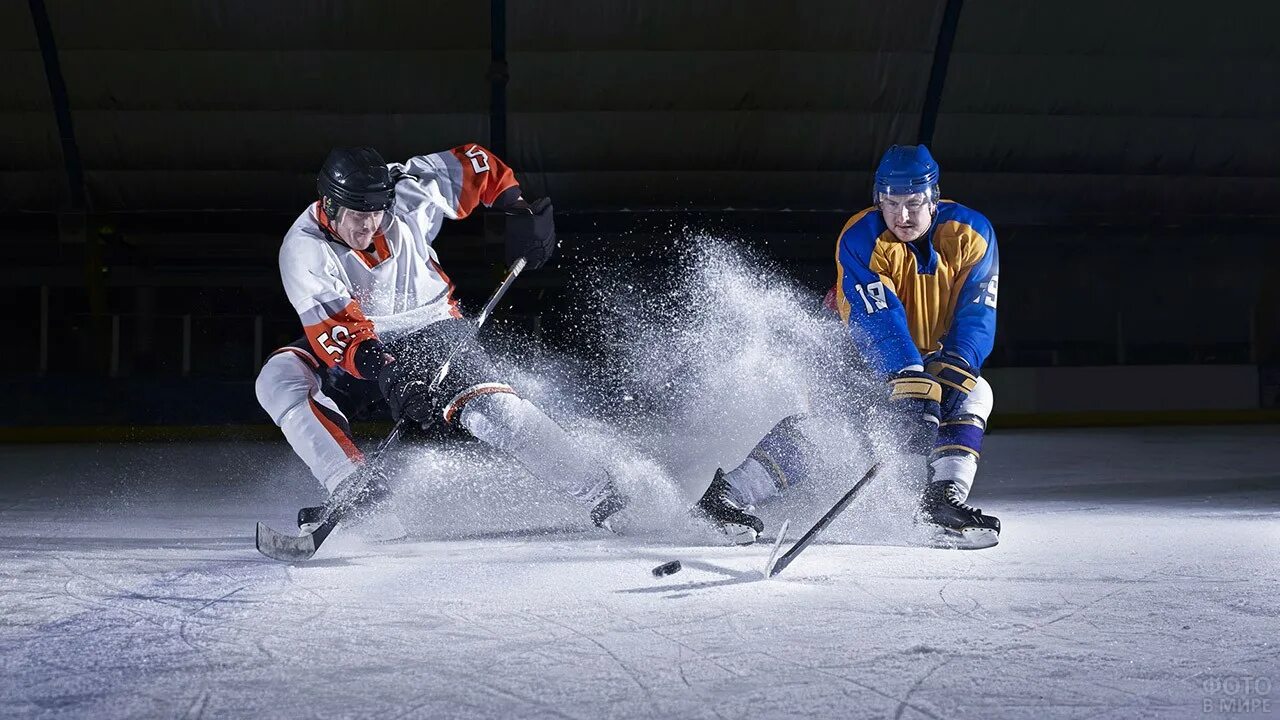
left=255, top=351, right=363, bottom=493
left=457, top=392, right=611, bottom=507
left=257, top=351, right=609, bottom=506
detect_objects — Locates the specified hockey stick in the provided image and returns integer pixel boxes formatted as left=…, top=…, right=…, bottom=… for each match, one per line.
left=762, top=518, right=791, bottom=577
left=766, top=461, right=881, bottom=578
left=256, top=258, right=529, bottom=562
left=429, top=257, right=526, bottom=392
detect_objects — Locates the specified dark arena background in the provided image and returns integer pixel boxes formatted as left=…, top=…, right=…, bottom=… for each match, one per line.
left=3, top=2, right=1278, bottom=718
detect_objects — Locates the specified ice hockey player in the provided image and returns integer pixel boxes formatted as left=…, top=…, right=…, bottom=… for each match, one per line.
left=693, top=144, right=1001, bottom=549
left=254, top=144, right=628, bottom=537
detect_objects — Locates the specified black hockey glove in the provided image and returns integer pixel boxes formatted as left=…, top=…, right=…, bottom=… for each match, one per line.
left=886, top=370, right=942, bottom=455
left=924, top=351, right=978, bottom=419
left=350, top=338, right=394, bottom=381
left=378, top=358, right=436, bottom=425
left=501, top=196, right=556, bottom=269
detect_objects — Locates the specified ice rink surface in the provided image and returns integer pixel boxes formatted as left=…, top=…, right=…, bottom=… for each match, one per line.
left=2, top=426, right=1278, bottom=719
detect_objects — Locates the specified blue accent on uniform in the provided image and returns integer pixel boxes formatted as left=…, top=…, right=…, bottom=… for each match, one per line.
left=908, top=235, right=937, bottom=275
left=874, top=145, right=940, bottom=196
left=747, top=415, right=814, bottom=490
left=837, top=212, right=922, bottom=376
left=837, top=201, right=998, bottom=376
left=935, top=421, right=984, bottom=457
left=939, top=205, right=999, bottom=370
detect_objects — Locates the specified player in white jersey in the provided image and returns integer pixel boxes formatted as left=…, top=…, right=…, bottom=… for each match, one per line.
left=255, top=145, right=628, bottom=535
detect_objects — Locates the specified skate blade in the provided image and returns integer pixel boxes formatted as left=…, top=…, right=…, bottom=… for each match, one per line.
left=925, top=525, right=999, bottom=550
left=719, top=523, right=759, bottom=546
left=596, top=509, right=636, bottom=536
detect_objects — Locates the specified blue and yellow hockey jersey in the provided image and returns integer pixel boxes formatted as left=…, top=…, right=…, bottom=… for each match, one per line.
left=831, top=200, right=999, bottom=376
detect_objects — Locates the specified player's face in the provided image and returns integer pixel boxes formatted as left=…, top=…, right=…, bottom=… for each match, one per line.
left=333, top=208, right=384, bottom=250
left=879, top=192, right=934, bottom=243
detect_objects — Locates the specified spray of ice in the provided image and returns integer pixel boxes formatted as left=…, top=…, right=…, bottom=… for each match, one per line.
left=392, top=234, right=926, bottom=545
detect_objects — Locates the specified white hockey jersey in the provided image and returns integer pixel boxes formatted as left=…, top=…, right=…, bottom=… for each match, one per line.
left=278, top=144, right=519, bottom=379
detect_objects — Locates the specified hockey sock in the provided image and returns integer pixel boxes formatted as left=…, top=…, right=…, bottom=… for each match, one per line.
left=928, top=413, right=985, bottom=501
left=725, top=414, right=814, bottom=506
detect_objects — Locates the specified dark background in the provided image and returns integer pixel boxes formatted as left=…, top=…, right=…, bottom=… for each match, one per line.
left=5, top=1, right=1279, bottom=429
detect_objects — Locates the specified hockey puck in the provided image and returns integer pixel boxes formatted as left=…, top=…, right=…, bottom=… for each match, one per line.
left=651, top=560, right=682, bottom=577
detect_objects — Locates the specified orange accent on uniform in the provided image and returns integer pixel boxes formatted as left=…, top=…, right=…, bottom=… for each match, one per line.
left=354, top=232, right=391, bottom=269
left=429, top=258, right=464, bottom=319
left=302, top=299, right=379, bottom=377
left=316, top=202, right=391, bottom=269
left=449, top=144, right=520, bottom=219
left=308, top=397, right=364, bottom=462
left=442, top=385, right=517, bottom=424
left=270, top=346, right=320, bottom=370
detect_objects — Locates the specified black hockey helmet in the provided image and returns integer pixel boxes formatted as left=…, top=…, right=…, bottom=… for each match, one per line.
left=316, top=147, right=396, bottom=216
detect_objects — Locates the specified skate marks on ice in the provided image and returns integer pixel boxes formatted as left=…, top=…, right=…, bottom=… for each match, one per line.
left=5, top=552, right=304, bottom=717
left=4, top=503, right=1280, bottom=718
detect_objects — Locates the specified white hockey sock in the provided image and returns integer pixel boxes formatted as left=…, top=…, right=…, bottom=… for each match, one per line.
left=929, top=454, right=977, bottom=501
left=724, top=457, right=779, bottom=507
left=459, top=392, right=610, bottom=506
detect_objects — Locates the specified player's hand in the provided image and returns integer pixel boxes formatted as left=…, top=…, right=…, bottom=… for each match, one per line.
left=886, top=370, right=941, bottom=454
left=502, top=196, right=556, bottom=269
left=351, top=338, right=394, bottom=381
left=924, top=352, right=978, bottom=419
left=378, top=362, right=434, bottom=425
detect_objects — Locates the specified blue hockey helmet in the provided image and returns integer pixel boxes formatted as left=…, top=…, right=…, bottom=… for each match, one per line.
left=873, top=144, right=940, bottom=201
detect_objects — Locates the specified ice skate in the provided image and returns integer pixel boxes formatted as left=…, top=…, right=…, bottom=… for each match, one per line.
left=323, top=464, right=406, bottom=542
left=693, top=469, right=764, bottom=545
left=589, top=481, right=631, bottom=533
left=297, top=505, right=325, bottom=534
left=918, top=480, right=1000, bottom=549
left=297, top=502, right=407, bottom=542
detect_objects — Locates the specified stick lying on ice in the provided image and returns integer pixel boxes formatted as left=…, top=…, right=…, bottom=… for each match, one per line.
left=766, top=462, right=880, bottom=578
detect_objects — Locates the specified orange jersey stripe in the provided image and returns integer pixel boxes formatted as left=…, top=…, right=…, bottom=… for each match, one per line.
left=302, top=300, right=378, bottom=376
left=449, top=144, right=519, bottom=219
left=307, top=397, right=364, bottom=463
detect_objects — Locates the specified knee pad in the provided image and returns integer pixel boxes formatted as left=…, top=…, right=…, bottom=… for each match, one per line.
left=256, top=350, right=321, bottom=425
left=956, top=376, right=993, bottom=423
left=454, top=387, right=529, bottom=450
left=931, top=376, right=991, bottom=462
left=930, top=378, right=991, bottom=500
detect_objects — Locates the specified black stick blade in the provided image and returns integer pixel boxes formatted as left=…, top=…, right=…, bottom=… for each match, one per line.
left=256, top=522, right=319, bottom=562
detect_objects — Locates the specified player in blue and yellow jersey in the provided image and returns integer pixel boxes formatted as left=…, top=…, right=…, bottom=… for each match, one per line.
left=694, top=145, right=1001, bottom=549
